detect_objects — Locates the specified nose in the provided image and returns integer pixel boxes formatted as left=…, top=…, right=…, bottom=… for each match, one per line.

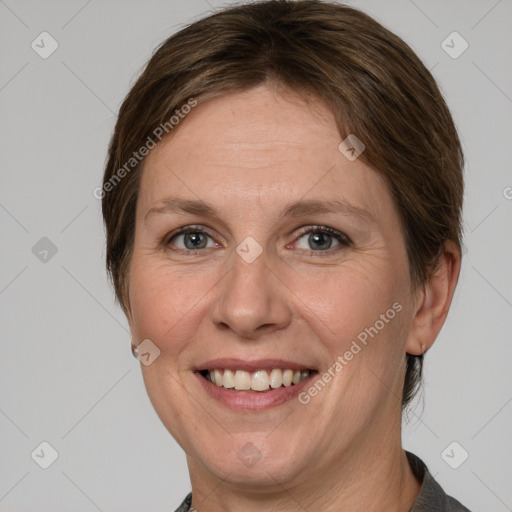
left=210, top=250, right=292, bottom=340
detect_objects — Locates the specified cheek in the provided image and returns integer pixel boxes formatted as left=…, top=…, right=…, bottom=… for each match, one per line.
left=128, top=259, right=211, bottom=354
left=292, top=260, right=401, bottom=343
left=292, top=260, right=410, bottom=406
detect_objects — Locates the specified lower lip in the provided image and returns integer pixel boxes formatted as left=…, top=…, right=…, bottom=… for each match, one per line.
left=194, top=372, right=316, bottom=411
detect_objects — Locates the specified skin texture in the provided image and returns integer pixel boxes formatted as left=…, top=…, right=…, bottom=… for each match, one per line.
left=126, top=84, right=461, bottom=511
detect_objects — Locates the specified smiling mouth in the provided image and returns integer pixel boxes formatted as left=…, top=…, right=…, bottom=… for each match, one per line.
left=199, top=368, right=317, bottom=392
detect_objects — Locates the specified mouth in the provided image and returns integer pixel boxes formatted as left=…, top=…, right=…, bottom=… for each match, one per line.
left=193, top=358, right=318, bottom=410
left=199, top=368, right=316, bottom=392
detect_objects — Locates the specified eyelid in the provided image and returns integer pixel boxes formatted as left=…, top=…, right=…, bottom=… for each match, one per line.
left=165, top=224, right=213, bottom=242
left=293, top=225, right=352, bottom=246
left=164, top=224, right=220, bottom=248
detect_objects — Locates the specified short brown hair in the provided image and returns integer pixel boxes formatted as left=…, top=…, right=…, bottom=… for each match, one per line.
left=101, top=0, right=464, bottom=409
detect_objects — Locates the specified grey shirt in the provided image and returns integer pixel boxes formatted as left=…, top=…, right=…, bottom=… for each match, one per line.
left=173, top=451, right=471, bottom=511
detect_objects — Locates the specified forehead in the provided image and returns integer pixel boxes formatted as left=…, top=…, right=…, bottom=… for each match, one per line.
left=137, top=85, right=394, bottom=223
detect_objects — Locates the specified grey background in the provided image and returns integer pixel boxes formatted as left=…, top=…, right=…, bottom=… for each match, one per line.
left=1, top=0, right=511, bottom=510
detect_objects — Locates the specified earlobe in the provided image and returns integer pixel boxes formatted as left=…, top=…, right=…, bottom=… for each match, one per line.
left=406, top=241, right=461, bottom=356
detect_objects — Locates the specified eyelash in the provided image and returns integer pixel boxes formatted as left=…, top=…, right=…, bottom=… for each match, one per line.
left=293, top=225, right=351, bottom=252
left=163, top=224, right=352, bottom=256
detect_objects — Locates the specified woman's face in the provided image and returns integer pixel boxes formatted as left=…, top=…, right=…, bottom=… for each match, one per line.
left=127, top=85, right=420, bottom=488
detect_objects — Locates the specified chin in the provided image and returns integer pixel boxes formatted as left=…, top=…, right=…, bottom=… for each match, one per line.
left=185, top=430, right=313, bottom=488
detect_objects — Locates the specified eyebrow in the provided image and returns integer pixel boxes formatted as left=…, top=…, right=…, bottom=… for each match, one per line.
left=144, top=196, right=374, bottom=224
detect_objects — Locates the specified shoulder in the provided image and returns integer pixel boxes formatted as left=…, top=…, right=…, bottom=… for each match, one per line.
left=407, top=451, right=472, bottom=512
left=173, top=492, right=192, bottom=512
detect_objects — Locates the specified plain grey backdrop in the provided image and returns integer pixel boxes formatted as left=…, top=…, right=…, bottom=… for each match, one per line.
left=1, top=0, right=511, bottom=510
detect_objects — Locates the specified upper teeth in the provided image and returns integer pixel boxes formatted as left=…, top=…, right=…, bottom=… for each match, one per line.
left=207, top=369, right=310, bottom=392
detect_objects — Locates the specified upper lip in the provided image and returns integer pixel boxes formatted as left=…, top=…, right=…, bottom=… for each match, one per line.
left=194, top=358, right=316, bottom=372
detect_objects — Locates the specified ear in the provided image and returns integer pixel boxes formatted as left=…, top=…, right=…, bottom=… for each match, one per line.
left=122, top=293, right=137, bottom=347
left=122, top=283, right=134, bottom=329
left=406, top=241, right=462, bottom=355
left=125, top=306, right=140, bottom=358
left=125, top=302, right=133, bottom=330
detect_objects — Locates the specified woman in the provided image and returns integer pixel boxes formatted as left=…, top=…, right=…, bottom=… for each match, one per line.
left=101, top=1, right=470, bottom=510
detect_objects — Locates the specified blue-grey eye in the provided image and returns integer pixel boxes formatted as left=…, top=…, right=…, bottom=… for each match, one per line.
left=310, top=231, right=334, bottom=250
left=295, top=227, right=346, bottom=251
left=171, top=231, right=214, bottom=250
